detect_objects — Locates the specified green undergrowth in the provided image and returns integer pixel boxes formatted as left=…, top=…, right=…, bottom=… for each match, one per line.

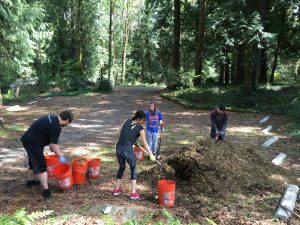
left=0, top=124, right=26, bottom=138
left=0, top=208, right=53, bottom=225
left=163, top=84, right=300, bottom=136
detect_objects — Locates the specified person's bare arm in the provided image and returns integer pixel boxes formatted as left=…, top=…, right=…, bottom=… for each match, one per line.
left=49, top=143, right=63, bottom=157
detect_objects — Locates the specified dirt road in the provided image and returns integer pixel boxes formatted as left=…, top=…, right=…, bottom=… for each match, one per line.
left=0, top=86, right=299, bottom=224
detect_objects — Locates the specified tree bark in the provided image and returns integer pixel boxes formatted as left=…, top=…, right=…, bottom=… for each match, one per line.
left=235, top=44, right=245, bottom=84
left=0, top=85, right=2, bottom=106
left=193, top=0, right=206, bottom=87
left=173, top=0, right=180, bottom=71
left=224, top=49, right=230, bottom=84
left=258, top=48, right=267, bottom=83
left=270, top=37, right=280, bottom=83
left=121, top=0, right=129, bottom=85
left=109, top=0, right=115, bottom=85
left=243, top=64, right=252, bottom=97
left=219, top=62, right=224, bottom=84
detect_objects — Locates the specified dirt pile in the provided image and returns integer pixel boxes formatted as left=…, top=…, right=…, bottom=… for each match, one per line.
left=148, top=138, right=296, bottom=197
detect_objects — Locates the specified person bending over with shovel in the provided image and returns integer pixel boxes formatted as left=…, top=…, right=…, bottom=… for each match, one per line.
left=113, top=110, right=155, bottom=199
left=145, top=101, right=163, bottom=160
left=210, top=105, right=229, bottom=140
left=21, top=110, right=73, bottom=200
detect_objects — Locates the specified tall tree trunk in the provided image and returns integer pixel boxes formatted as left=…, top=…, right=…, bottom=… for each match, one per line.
left=121, top=0, right=129, bottom=85
left=77, top=0, right=83, bottom=77
left=0, top=85, right=2, bottom=106
left=109, top=0, right=115, bottom=85
left=224, top=49, right=230, bottom=84
left=193, top=0, right=206, bottom=87
left=258, top=48, right=267, bottom=83
left=270, top=37, right=280, bottom=83
left=219, top=62, right=224, bottom=84
left=243, top=64, right=252, bottom=97
left=173, top=0, right=180, bottom=71
left=235, top=44, right=245, bottom=84
left=230, top=52, right=236, bottom=83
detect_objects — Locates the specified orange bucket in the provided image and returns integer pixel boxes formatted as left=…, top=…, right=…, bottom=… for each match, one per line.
left=134, top=145, right=144, bottom=160
left=52, top=163, right=73, bottom=190
left=45, top=154, right=60, bottom=178
left=158, top=180, right=176, bottom=206
left=87, top=158, right=101, bottom=179
left=72, top=158, right=88, bottom=184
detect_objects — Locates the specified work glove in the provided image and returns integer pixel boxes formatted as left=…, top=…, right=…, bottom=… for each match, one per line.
left=58, top=156, right=67, bottom=163
left=160, top=127, right=165, bottom=132
left=150, top=154, right=156, bottom=161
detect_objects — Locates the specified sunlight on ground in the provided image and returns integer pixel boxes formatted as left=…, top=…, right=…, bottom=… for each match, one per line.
left=228, top=126, right=261, bottom=134
left=269, top=174, right=289, bottom=185
left=177, top=140, right=193, bottom=145
left=5, top=105, right=29, bottom=112
left=70, top=124, right=103, bottom=128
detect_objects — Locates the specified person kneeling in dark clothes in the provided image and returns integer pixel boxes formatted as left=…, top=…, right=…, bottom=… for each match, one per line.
left=210, top=105, right=229, bottom=140
left=20, top=110, right=73, bottom=200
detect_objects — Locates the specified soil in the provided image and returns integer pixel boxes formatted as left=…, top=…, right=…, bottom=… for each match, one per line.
left=0, top=86, right=300, bottom=225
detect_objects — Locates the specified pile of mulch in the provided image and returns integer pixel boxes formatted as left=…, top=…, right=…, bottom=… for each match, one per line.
left=141, top=138, right=297, bottom=197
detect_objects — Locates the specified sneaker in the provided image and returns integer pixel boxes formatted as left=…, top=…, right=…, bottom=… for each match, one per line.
left=112, top=188, right=123, bottom=196
left=42, top=189, right=52, bottom=200
left=156, top=155, right=160, bottom=160
left=26, top=180, right=40, bottom=188
left=130, top=192, right=140, bottom=199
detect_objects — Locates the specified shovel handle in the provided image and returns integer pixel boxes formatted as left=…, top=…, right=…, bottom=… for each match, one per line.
left=135, top=144, right=161, bottom=166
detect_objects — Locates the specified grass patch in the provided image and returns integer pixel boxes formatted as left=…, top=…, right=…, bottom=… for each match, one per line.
left=0, top=124, right=26, bottom=138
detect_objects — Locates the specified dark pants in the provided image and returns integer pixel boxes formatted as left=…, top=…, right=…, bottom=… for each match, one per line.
left=22, top=141, right=46, bottom=174
left=116, top=145, right=137, bottom=180
left=210, top=126, right=226, bottom=140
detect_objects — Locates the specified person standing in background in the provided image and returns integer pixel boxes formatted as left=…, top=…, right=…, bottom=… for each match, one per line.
left=145, top=102, right=163, bottom=159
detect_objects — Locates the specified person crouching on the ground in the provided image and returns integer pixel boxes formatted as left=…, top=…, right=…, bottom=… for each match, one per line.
left=113, top=110, right=155, bottom=199
left=145, top=102, right=163, bottom=159
left=20, top=110, right=73, bottom=200
left=210, top=105, right=229, bottom=140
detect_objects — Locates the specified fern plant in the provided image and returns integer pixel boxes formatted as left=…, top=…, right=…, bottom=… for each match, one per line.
left=0, top=208, right=53, bottom=225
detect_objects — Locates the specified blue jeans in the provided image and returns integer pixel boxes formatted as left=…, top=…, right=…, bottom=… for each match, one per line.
left=146, top=130, right=159, bottom=154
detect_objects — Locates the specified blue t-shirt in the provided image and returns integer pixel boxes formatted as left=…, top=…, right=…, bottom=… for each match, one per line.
left=146, top=111, right=162, bottom=133
left=21, top=115, right=61, bottom=147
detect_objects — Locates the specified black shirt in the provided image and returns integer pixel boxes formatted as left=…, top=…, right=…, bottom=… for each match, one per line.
left=117, top=119, right=144, bottom=147
left=21, top=115, right=61, bottom=147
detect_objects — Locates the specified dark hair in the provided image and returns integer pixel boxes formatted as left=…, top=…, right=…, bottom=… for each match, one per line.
left=60, top=110, right=74, bottom=123
left=219, top=104, right=226, bottom=111
left=132, top=110, right=146, bottom=120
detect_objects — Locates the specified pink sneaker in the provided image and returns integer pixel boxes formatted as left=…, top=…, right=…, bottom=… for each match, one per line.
left=130, top=192, right=140, bottom=199
left=112, top=188, right=123, bottom=196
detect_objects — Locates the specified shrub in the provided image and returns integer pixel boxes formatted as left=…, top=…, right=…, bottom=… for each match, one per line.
left=97, top=78, right=113, bottom=93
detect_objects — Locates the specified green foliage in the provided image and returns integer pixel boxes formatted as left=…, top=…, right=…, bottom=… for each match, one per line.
left=0, top=208, right=53, bottom=225
left=169, top=84, right=300, bottom=113
left=287, top=93, right=300, bottom=138
left=97, top=78, right=113, bottom=93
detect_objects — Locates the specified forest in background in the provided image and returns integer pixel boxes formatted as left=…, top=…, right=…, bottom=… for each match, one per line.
left=1, top=0, right=300, bottom=129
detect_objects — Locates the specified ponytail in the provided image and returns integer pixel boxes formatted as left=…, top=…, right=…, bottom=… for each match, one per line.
left=132, top=110, right=146, bottom=120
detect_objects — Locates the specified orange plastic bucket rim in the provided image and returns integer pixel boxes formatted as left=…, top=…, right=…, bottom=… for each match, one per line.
left=87, top=158, right=101, bottom=179
left=52, top=163, right=73, bottom=190
left=52, top=163, right=72, bottom=179
left=88, top=158, right=100, bottom=165
left=158, top=179, right=176, bottom=207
